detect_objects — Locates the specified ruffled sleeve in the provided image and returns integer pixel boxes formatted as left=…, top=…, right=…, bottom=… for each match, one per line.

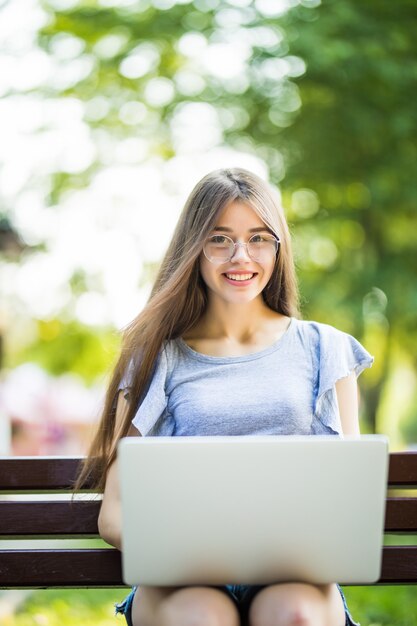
left=311, top=324, right=374, bottom=436
left=117, top=347, right=174, bottom=437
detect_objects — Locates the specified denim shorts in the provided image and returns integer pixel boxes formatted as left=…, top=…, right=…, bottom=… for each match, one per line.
left=115, top=583, right=360, bottom=626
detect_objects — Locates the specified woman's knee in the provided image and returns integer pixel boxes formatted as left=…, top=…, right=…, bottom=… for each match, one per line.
left=132, top=585, right=240, bottom=626
left=248, top=583, right=341, bottom=626
left=130, top=585, right=181, bottom=626
left=157, top=586, right=240, bottom=626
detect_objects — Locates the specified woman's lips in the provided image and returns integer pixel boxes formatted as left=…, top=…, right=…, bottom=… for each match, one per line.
left=222, top=273, right=258, bottom=286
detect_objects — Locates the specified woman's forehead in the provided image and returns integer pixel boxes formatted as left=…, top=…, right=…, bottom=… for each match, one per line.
left=214, top=200, right=267, bottom=228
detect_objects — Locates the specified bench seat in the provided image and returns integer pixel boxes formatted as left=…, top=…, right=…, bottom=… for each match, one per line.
left=0, top=453, right=416, bottom=588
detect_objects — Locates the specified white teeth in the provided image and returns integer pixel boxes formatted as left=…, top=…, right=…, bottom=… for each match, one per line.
left=225, top=273, right=254, bottom=281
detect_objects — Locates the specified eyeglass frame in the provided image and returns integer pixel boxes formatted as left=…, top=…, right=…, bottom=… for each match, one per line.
left=202, top=232, right=281, bottom=264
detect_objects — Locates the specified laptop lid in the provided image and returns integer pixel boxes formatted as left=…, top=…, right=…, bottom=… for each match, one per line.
left=118, top=435, right=388, bottom=586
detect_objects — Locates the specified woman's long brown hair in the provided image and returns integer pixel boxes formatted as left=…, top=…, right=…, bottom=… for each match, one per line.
left=76, top=168, right=300, bottom=492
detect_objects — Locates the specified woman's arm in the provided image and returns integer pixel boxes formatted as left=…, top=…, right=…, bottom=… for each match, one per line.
left=97, top=391, right=140, bottom=550
left=335, top=371, right=361, bottom=436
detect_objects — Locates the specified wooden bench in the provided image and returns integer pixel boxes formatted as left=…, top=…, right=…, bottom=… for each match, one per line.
left=0, top=453, right=417, bottom=588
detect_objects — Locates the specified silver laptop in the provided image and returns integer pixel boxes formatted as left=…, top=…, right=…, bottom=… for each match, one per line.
left=118, top=435, right=388, bottom=586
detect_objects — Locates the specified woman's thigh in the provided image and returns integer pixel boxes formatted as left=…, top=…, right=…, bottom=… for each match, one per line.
left=131, top=585, right=181, bottom=625
left=131, top=584, right=240, bottom=626
left=247, top=582, right=346, bottom=626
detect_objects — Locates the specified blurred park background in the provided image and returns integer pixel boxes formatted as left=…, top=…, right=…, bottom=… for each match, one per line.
left=0, top=0, right=416, bottom=623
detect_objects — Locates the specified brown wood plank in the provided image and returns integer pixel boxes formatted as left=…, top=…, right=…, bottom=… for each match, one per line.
left=0, top=452, right=416, bottom=491
left=0, top=458, right=84, bottom=491
left=1, top=547, right=417, bottom=587
left=0, top=458, right=103, bottom=491
left=0, top=498, right=417, bottom=537
left=385, top=498, right=417, bottom=532
left=0, top=501, right=101, bottom=536
left=0, top=549, right=123, bottom=588
left=379, top=546, right=417, bottom=584
left=388, top=453, right=417, bottom=487
left=0, top=498, right=417, bottom=536
left=2, top=497, right=416, bottom=536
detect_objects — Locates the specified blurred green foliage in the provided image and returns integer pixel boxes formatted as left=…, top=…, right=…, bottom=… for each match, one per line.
left=3, top=585, right=417, bottom=626
left=1, top=5, right=415, bottom=624
left=279, top=0, right=417, bottom=434
left=5, top=588, right=121, bottom=626
left=10, top=319, right=120, bottom=384
left=2, top=0, right=416, bottom=439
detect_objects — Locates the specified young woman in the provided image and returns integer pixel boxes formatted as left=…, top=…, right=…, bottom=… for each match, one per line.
left=79, top=167, right=373, bottom=626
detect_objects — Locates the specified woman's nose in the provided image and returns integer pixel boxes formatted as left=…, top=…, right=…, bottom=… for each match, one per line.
left=231, top=242, right=251, bottom=262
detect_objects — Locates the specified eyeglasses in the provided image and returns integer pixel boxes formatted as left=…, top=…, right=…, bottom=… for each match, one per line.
left=203, top=233, right=280, bottom=264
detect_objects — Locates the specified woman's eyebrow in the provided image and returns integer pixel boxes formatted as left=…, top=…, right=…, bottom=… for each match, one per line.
left=212, top=226, right=275, bottom=234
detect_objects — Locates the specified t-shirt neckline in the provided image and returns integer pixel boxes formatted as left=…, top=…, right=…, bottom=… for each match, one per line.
left=176, top=317, right=295, bottom=363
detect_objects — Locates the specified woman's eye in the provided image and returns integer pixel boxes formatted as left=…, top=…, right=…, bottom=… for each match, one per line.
left=210, top=235, right=227, bottom=244
left=250, top=234, right=264, bottom=243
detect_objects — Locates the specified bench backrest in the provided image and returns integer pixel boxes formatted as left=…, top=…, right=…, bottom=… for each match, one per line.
left=1, top=453, right=417, bottom=588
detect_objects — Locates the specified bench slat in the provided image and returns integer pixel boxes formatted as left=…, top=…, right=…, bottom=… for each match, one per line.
left=0, top=501, right=100, bottom=535
left=1, top=498, right=417, bottom=535
left=0, top=549, right=123, bottom=587
left=0, top=458, right=90, bottom=491
left=380, top=546, right=417, bottom=583
left=1, top=452, right=417, bottom=491
left=385, top=498, right=417, bottom=532
left=1, top=547, right=417, bottom=587
left=388, top=453, right=417, bottom=487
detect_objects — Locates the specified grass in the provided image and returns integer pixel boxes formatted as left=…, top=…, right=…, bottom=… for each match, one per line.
left=0, top=588, right=126, bottom=626
left=1, top=585, right=417, bottom=626
left=341, top=585, right=417, bottom=626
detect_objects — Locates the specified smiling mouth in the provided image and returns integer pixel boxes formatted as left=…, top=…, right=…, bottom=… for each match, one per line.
left=223, top=272, right=258, bottom=282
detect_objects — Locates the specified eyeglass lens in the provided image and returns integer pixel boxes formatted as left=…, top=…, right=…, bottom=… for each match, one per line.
left=204, top=234, right=279, bottom=263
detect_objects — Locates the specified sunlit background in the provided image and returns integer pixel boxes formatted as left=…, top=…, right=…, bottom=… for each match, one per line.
left=1, top=0, right=417, bottom=451
left=1, top=1, right=417, bottom=623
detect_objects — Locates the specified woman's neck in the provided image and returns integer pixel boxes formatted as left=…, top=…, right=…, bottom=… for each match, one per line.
left=188, top=298, right=286, bottom=343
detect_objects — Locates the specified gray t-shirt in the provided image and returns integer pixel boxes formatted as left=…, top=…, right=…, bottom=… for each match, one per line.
left=119, top=317, right=373, bottom=438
